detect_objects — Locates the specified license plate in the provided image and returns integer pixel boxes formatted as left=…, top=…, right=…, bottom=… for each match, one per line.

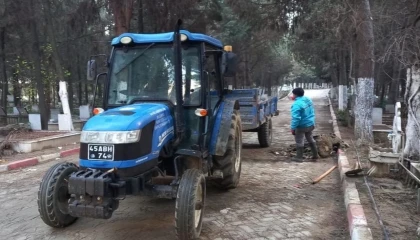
left=88, top=144, right=114, bottom=160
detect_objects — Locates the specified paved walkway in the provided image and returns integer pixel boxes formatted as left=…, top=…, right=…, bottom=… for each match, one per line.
left=0, top=90, right=347, bottom=240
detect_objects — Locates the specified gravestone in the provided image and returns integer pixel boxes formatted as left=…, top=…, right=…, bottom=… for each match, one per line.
left=338, top=85, right=348, bottom=110
left=392, top=102, right=402, bottom=153
left=50, top=109, right=60, bottom=122
left=372, top=108, right=383, bottom=125
left=29, top=114, right=42, bottom=130
left=58, top=114, right=72, bottom=131
left=79, top=105, right=91, bottom=120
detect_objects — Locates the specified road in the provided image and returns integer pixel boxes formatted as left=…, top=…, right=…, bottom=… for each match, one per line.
left=0, top=89, right=347, bottom=240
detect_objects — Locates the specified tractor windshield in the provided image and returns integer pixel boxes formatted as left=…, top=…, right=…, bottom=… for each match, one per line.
left=108, top=45, right=201, bottom=105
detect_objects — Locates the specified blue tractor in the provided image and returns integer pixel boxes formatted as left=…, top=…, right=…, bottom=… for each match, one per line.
left=37, top=20, right=242, bottom=239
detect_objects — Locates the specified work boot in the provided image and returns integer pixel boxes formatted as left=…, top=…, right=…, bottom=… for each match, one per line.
left=291, top=147, right=304, bottom=162
left=310, top=142, right=319, bottom=160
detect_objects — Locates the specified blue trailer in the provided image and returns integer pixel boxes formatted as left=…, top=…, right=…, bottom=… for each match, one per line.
left=228, top=88, right=279, bottom=147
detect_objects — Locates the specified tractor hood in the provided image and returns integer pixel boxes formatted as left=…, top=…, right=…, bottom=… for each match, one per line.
left=83, top=103, right=172, bottom=131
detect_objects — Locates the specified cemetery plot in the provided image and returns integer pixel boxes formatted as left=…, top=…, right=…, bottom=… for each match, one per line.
left=8, top=131, right=68, bottom=140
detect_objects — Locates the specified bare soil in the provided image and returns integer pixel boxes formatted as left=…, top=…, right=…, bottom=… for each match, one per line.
left=337, top=112, right=420, bottom=239
left=8, top=131, right=69, bottom=140
left=0, top=143, right=79, bottom=165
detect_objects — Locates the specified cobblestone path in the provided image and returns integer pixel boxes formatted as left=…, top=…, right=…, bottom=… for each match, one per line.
left=0, top=89, right=347, bottom=240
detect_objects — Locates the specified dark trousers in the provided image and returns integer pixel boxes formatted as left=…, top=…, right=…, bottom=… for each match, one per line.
left=295, top=126, right=315, bottom=147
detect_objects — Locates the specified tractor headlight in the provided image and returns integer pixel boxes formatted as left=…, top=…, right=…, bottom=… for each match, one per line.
left=81, top=130, right=141, bottom=144
left=180, top=33, right=188, bottom=42
left=120, top=36, right=133, bottom=44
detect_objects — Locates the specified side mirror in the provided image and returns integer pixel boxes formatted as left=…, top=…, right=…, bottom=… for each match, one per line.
left=221, top=52, right=237, bottom=77
left=87, top=60, right=97, bottom=81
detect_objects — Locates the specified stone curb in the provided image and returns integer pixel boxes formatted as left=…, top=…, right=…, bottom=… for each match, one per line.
left=0, top=147, right=80, bottom=173
left=328, top=97, right=373, bottom=240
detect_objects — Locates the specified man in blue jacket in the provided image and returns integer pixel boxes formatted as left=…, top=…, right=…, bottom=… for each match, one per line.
left=290, top=88, right=319, bottom=162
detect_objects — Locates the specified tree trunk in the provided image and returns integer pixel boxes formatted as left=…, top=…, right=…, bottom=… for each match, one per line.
left=84, top=83, right=88, bottom=105
left=244, top=51, right=250, bottom=87
left=77, top=56, right=82, bottom=106
left=339, top=49, right=347, bottom=85
left=0, top=27, right=7, bottom=124
left=404, top=67, right=420, bottom=159
left=138, top=0, right=144, bottom=32
left=389, top=60, right=401, bottom=104
left=29, top=0, right=48, bottom=129
left=42, top=0, right=71, bottom=111
left=12, top=68, right=21, bottom=107
left=400, top=68, right=407, bottom=100
left=328, top=49, right=339, bottom=99
left=380, top=82, right=386, bottom=105
left=354, top=0, right=375, bottom=143
left=110, top=0, right=134, bottom=35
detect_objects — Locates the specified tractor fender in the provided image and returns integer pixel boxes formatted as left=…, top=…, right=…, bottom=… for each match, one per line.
left=209, top=99, right=240, bottom=156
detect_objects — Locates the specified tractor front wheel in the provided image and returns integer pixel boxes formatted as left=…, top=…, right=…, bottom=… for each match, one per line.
left=175, top=169, right=206, bottom=240
left=37, top=162, right=78, bottom=228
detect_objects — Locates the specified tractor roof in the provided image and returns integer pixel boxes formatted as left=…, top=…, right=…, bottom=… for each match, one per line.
left=111, top=30, right=223, bottom=48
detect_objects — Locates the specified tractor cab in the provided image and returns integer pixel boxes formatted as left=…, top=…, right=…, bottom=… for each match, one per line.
left=88, top=30, right=236, bottom=154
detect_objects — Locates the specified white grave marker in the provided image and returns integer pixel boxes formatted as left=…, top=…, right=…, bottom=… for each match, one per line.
left=58, top=114, right=73, bottom=131
left=58, top=81, right=74, bottom=131
left=79, top=105, right=91, bottom=120
left=392, top=102, right=402, bottom=153
left=372, top=108, right=383, bottom=125
left=29, top=114, right=42, bottom=130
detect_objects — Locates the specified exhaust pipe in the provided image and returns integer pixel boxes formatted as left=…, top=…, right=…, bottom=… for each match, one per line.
left=172, top=19, right=185, bottom=147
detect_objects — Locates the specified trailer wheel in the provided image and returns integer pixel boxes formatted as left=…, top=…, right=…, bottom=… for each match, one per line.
left=258, top=118, right=272, bottom=148
left=37, top=162, right=78, bottom=228
left=175, top=169, right=206, bottom=240
left=213, top=110, right=242, bottom=190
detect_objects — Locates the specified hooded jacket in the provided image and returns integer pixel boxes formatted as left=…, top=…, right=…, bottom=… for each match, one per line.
left=290, top=96, right=315, bottom=130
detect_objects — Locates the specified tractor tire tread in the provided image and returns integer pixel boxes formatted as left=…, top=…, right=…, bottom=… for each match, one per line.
left=37, top=162, right=78, bottom=228
left=213, top=110, right=242, bottom=190
left=258, top=118, right=272, bottom=148
left=175, top=169, right=205, bottom=240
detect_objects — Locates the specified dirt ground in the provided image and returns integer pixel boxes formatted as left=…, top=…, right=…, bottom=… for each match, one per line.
left=8, top=131, right=69, bottom=140
left=336, top=111, right=420, bottom=240
left=0, top=143, right=79, bottom=165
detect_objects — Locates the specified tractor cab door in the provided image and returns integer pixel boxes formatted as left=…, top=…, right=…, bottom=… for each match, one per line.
left=178, top=44, right=222, bottom=151
left=177, top=46, right=203, bottom=150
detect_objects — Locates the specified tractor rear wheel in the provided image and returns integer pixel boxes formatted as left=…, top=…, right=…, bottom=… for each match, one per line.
left=175, top=169, right=206, bottom=240
left=38, top=162, right=78, bottom=228
left=258, top=118, right=272, bottom=148
left=213, top=110, right=242, bottom=190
